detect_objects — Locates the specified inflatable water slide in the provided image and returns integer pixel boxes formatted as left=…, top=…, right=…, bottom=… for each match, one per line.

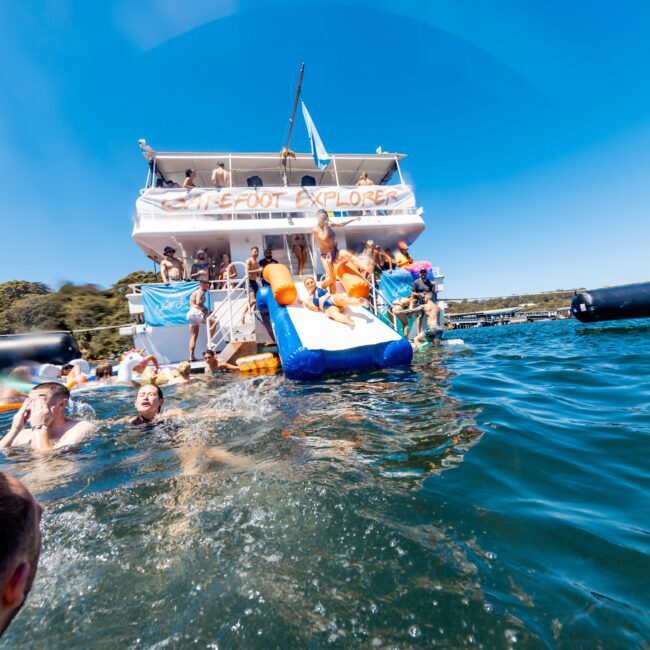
left=257, top=264, right=412, bottom=381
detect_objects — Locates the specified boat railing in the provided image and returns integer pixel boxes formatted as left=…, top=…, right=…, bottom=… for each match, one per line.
left=206, top=262, right=252, bottom=351
left=134, top=207, right=423, bottom=222
left=127, top=278, right=237, bottom=295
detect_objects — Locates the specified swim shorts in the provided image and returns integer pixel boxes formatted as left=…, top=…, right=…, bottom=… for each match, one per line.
left=186, top=308, right=205, bottom=326
left=320, top=245, right=338, bottom=262
left=425, top=327, right=444, bottom=341
left=249, top=280, right=260, bottom=294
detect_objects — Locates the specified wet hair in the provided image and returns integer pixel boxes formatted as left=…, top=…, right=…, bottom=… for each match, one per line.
left=203, top=350, right=215, bottom=358
left=9, top=366, right=31, bottom=381
left=60, top=364, right=73, bottom=376
left=94, top=363, right=113, bottom=380
left=32, top=382, right=70, bottom=399
left=0, top=473, right=39, bottom=583
left=177, top=361, right=191, bottom=378
left=185, top=169, right=194, bottom=177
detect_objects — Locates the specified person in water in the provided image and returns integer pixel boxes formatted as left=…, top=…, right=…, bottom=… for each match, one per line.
left=160, top=246, right=186, bottom=283
left=187, top=280, right=218, bottom=362
left=0, top=366, right=31, bottom=406
left=122, top=384, right=186, bottom=426
left=0, top=383, right=95, bottom=452
left=412, top=298, right=443, bottom=349
left=202, top=350, right=238, bottom=375
left=0, top=472, right=42, bottom=638
left=302, top=275, right=367, bottom=328
left=311, top=209, right=359, bottom=279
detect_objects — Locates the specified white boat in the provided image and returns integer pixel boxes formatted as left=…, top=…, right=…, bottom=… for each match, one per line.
left=120, top=146, right=445, bottom=370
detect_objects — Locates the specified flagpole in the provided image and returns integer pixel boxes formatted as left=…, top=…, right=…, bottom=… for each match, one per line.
left=281, top=63, right=305, bottom=186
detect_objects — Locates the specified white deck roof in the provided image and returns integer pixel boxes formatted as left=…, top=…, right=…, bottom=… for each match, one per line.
left=148, top=151, right=404, bottom=188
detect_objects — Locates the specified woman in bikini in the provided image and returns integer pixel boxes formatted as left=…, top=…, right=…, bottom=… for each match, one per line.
left=302, top=275, right=367, bottom=328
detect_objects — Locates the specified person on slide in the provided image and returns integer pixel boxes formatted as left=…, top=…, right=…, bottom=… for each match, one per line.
left=301, top=275, right=367, bottom=328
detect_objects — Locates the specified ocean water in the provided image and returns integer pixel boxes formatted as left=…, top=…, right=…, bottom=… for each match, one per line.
left=0, top=319, right=648, bottom=648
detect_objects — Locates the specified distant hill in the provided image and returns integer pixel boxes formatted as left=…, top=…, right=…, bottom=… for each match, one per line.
left=0, top=271, right=157, bottom=360
left=446, top=289, right=581, bottom=315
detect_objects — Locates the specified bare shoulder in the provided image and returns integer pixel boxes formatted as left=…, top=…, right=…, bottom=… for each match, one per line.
left=55, top=419, right=96, bottom=448
left=160, top=408, right=187, bottom=419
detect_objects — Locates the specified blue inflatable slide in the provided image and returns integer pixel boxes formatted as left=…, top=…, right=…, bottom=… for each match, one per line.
left=257, top=283, right=412, bottom=381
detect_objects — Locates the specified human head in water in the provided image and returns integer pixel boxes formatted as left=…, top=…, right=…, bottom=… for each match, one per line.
left=134, top=384, right=164, bottom=421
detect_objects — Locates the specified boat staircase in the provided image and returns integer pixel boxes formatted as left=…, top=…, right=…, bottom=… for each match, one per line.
left=206, top=262, right=257, bottom=362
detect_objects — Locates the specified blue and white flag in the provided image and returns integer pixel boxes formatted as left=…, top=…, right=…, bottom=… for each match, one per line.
left=301, top=102, right=330, bottom=169
left=141, top=281, right=204, bottom=327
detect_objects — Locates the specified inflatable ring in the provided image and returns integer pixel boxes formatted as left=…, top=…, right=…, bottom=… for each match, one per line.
left=0, top=402, right=24, bottom=413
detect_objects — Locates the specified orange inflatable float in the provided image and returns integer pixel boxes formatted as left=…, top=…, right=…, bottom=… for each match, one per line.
left=262, top=264, right=297, bottom=305
left=335, top=261, right=370, bottom=299
left=235, top=353, right=280, bottom=373
left=0, top=402, right=24, bottom=413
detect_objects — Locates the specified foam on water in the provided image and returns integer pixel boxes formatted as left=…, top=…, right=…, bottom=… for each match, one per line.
left=1, top=319, right=648, bottom=647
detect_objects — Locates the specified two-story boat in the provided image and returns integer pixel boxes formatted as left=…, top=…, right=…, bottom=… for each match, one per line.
left=121, top=147, right=444, bottom=372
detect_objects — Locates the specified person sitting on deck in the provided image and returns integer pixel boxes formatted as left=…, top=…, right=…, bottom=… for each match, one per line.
left=301, top=275, right=368, bottom=328
left=245, top=246, right=263, bottom=308
left=211, top=161, right=231, bottom=188
left=187, top=281, right=218, bottom=362
left=394, top=241, right=414, bottom=268
left=160, top=246, right=185, bottom=283
left=0, top=383, right=95, bottom=452
left=202, top=350, right=239, bottom=375
left=311, top=209, right=359, bottom=280
left=259, top=248, right=279, bottom=286
left=183, top=168, right=196, bottom=189
left=190, top=249, right=212, bottom=283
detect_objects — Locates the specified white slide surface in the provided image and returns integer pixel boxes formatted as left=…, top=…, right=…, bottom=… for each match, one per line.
left=288, top=282, right=401, bottom=351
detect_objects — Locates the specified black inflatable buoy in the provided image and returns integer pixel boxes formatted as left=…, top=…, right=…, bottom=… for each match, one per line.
left=0, top=332, right=81, bottom=369
left=571, top=282, right=650, bottom=323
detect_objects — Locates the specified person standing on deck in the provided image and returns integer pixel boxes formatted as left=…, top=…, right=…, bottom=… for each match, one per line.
left=189, top=249, right=212, bottom=283
left=356, top=172, right=373, bottom=186
left=259, top=248, right=279, bottom=286
left=245, top=247, right=263, bottom=308
left=311, top=209, right=359, bottom=280
left=160, top=246, right=185, bottom=283
left=187, top=280, right=218, bottom=362
left=211, top=161, right=231, bottom=188
left=183, top=168, right=196, bottom=189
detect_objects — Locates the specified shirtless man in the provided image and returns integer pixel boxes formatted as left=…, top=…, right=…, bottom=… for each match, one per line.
left=0, top=383, right=95, bottom=452
left=186, top=280, right=218, bottom=361
left=355, top=172, right=373, bottom=186
left=412, top=298, right=443, bottom=349
left=160, top=246, right=185, bottom=283
left=211, top=161, right=231, bottom=188
left=202, top=350, right=238, bottom=375
left=245, top=246, right=263, bottom=307
left=311, top=209, right=359, bottom=279
left=302, top=275, right=367, bottom=328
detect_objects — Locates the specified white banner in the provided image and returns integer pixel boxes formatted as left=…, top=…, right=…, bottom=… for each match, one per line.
left=137, top=184, right=415, bottom=215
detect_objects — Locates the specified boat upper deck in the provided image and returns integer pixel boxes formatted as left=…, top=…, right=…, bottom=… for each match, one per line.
left=144, top=151, right=406, bottom=189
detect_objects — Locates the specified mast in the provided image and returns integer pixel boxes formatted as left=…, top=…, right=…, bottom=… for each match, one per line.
left=281, top=63, right=305, bottom=186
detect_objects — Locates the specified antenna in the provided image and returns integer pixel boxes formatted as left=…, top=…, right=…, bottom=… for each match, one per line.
left=281, top=63, right=305, bottom=185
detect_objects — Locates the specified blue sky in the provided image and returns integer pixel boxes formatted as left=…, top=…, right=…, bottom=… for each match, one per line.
left=1, top=0, right=649, bottom=297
